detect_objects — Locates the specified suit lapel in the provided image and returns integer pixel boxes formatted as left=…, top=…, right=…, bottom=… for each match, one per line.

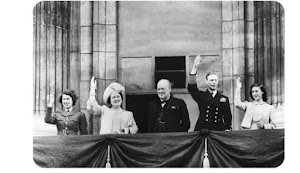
left=214, top=92, right=222, bottom=100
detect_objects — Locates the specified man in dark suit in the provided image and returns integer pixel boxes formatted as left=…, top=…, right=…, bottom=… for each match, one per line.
left=187, top=55, right=232, bottom=131
left=147, top=79, right=190, bottom=133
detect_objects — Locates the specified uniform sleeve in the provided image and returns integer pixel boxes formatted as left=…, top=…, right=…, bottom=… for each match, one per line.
left=128, top=112, right=138, bottom=134
left=187, top=74, right=203, bottom=104
left=179, top=100, right=190, bottom=132
left=44, top=107, right=56, bottom=124
left=79, top=113, right=88, bottom=135
left=224, top=97, right=232, bottom=130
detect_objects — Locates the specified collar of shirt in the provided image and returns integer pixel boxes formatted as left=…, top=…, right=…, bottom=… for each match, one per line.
left=65, top=107, right=73, bottom=114
left=208, top=90, right=217, bottom=98
left=160, top=96, right=170, bottom=107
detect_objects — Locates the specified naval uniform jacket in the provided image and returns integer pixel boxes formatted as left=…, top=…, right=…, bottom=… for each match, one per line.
left=45, top=107, right=88, bottom=135
left=147, top=96, right=190, bottom=133
left=187, top=76, right=232, bottom=131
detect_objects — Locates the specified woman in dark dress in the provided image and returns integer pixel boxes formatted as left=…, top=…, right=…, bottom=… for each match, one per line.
left=44, top=90, right=88, bottom=135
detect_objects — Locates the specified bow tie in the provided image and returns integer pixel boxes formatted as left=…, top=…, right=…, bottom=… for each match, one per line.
left=160, top=100, right=167, bottom=104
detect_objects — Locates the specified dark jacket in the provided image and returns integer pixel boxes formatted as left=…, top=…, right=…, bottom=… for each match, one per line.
left=188, top=83, right=232, bottom=131
left=45, top=107, right=88, bottom=135
left=147, top=96, right=190, bottom=133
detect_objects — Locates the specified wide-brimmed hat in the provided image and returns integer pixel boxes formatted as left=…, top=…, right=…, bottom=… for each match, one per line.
left=103, top=82, right=125, bottom=105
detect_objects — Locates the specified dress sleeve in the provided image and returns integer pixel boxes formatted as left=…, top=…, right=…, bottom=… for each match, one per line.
left=234, top=86, right=248, bottom=111
left=44, top=107, right=56, bottom=124
left=87, top=99, right=103, bottom=116
left=264, top=105, right=276, bottom=129
left=87, top=83, right=103, bottom=116
left=128, top=112, right=138, bottom=134
left=241, top=102, right=253, bottom=129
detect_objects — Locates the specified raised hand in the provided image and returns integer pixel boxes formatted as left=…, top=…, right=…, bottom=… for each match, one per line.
left=190, top=55, right=202, bottom=75
left=47, top=92, right=55, bottom=107
left=90, top=76, right=97, bottom=89
left=193, top=55, right=202, bottom=69
left=89, top=76, right=97, bottom=104
left=236, top=77, right=242, bottom=88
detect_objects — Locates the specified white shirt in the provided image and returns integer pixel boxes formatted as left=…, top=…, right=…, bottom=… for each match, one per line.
left=209, top=90, right=217, bottom=98
left=160, top=95, right=171, bottom=107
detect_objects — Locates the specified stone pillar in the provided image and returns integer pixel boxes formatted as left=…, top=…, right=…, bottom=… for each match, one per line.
left=70, top=1, right=81, bottom=110
left=222, top=1, right=246, bottom=130
left=80, top=1, right=93, bottom=134
left=92, top=1, right=118, bottom=134
left=245, top=1, right=255, bottom=100
left=40, top=1, right=47, bottom=115
left=93, top=1, right=118, bottom=101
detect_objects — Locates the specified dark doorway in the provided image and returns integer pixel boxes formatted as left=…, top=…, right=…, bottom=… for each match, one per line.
left=155, top=56, right=186, bottom=88
left=126, top=94, right=158, bottom=133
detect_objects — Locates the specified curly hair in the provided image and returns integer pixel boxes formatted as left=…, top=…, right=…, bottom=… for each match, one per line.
left=59, top=90, right=78, bottom=106
left=249, top=83, right=268, bottom=102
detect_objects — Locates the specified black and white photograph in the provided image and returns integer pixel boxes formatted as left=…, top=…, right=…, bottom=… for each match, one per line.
left=30, top=0, right=286, bottom=168
left=3, top=0, right=300, bottom=171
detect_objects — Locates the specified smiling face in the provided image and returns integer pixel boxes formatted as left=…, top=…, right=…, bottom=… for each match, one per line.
left=206, top=74, right=219, bottom=91
left=110, top=91, right=122, bottom=108
left=157, top=79, right=171, bottom=101
left=251, top=86, right=263, bottom=102
left=62, top=94, right=73, bottom=109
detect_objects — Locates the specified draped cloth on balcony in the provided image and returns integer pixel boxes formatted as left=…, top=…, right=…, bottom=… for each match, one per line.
left=33, top=129, right=284, bottom=167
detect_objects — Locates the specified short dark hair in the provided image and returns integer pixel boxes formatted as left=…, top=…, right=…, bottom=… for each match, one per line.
left=206, top=71, right=218, bottom=79
left=59, top=90, right=78, bottom=106
left=249, top=83, right=268, bottom=102
left=107, top=92, right=124, bottom=107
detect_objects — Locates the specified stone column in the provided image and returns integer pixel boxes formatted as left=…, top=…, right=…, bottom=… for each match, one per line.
left=92, top=1, right=118, bottom=134
left=70, top=1, right=81, bottom=110
left=245, top=1, right=255, bottom=100
left=93, top=1, right=118, bottom=101
left=222, top=1, right=246, bottom=130
left=80, top=1, right=93, bottom=134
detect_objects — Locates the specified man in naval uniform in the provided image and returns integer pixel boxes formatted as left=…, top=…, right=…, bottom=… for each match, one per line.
left=147, top=79, right=190, bottom=133
left=187, top=55, right=232, bottom=131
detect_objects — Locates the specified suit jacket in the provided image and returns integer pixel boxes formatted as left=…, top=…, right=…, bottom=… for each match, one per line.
left=188, top=83, right=232, bottom=131
left=147, top=96, right=190, bottom=133
left=45, top=107, right=88, bottom=135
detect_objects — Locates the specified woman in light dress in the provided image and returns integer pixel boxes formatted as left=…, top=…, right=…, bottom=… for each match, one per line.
left=87, top=77, right=138, bottom=134
left=235, top=77, right=276, bottom=130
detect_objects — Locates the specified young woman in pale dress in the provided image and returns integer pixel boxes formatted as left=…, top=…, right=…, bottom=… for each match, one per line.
left=87, top=77, right=138, bottom=134
left=235, top=77, right=276, bottom=130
